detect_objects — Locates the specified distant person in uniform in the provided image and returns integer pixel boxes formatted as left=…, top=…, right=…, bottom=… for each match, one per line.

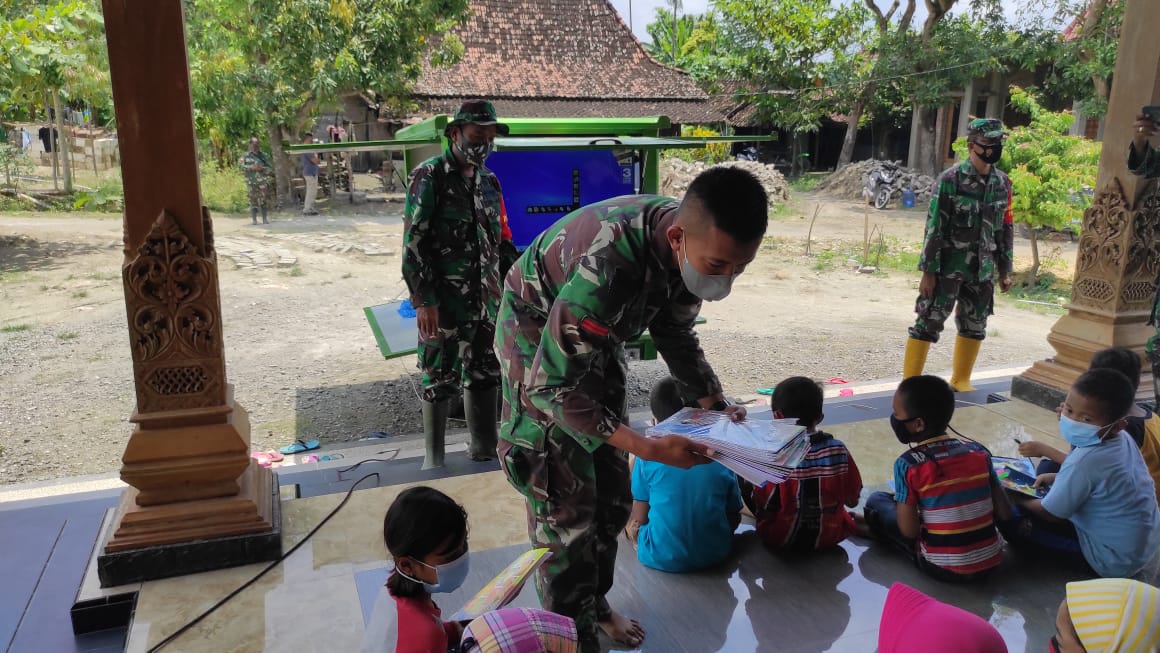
left=402, top=100, right=513, bottom=468
left=240, top=136, right=273, bottom=225
left=902, top=118, right=1015, bottom=391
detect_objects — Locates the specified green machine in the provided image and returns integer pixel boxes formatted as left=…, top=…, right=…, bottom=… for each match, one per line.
left=289, top=115, right=767, bottom=361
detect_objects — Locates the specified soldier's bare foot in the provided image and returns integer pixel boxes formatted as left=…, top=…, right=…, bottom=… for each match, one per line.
left=598, top=610, right=644, bottom=646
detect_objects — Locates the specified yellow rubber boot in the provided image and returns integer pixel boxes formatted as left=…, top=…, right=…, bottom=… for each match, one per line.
left=903, top=338, right=931, bottom=379
left=949, top=335, right=983, bottom=392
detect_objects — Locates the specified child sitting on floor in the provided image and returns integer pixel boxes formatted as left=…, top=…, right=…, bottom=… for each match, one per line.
left=860, top=375, right=1012, bottom=582
left=625, top=380, right=743, bottom=572
left=1002, top=368, right=1160, bottom=583
left=1020, top=347, right=1160, bottom=506
left=382, top=486, right=471, bottom=653
left=751, top=376, right=863, bottom=551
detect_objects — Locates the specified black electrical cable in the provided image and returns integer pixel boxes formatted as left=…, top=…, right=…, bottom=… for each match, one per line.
left=147, top=471, right=381, bottom=653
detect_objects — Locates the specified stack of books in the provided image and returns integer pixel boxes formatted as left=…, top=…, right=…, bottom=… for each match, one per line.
left=645, top=408, right=811, bottom=485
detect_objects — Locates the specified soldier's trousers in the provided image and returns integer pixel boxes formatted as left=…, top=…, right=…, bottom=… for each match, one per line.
left=909, top=277, right=994, bottom=343
left=246, top=182, right=270, bottom=210
left=417, top=318, right=500, bottom=402
left=499, top=435, right=632, bottom=653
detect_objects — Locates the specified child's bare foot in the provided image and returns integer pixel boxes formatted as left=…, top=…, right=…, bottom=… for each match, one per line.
left=598, top=610, right=644, bottom=646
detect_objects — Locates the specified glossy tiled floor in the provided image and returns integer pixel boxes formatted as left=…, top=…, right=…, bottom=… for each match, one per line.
left=117, top=395, right=1084, bottom=653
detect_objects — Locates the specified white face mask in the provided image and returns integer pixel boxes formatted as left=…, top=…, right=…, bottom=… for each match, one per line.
left=679, top=237, right=737, bottom=302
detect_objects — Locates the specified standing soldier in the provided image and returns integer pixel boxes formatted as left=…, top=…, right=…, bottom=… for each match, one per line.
left=496, top=167, right=765, bottom=652
left=1130, top=110, right=1160, bottom=409
left=902, top=118, right=1015, bottom=390
left=402, top=100, right=512, bottom=469
left=240, top=136, right=272, bottom=225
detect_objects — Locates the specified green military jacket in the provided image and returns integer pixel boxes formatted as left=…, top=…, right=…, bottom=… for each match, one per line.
left=918, top=160, right=1015, bottom=283
left=240, top=150, right=271, bottom=187
left=496, top=195, right=722, bottom=453
left=401, top=147, right=506, bottom=324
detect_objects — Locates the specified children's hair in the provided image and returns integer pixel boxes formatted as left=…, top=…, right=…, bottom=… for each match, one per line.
left=771, top=376, right=824, bottom=428
left=649, top=378, right=688, bottom=423
left=1072, top=368, right=1135, bottom=424
left=1089, top=347, right=1141, bottom=394
left=896, top=375, right=955, bottom=439
left=383, top=486, right=468, bottom=598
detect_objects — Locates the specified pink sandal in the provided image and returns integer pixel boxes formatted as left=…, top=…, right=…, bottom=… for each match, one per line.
left=251, top=450, right=285, bottom=467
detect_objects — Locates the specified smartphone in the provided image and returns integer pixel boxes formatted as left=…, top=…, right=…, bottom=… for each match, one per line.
left=1002, top=466, right=1047, bottom=498
left=1143, top=106, right=1160, bottom=123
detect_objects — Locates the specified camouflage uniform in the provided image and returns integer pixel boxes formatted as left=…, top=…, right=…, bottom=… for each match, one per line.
left=495, top=195, right=722, bottom=652
left=402, top=146, right=507, bottom=401
left=1129, top=141, right=1160, bottom=409
left=240, top=150, right=272, bottom=214
left=910, top=159, right=1015, bottom=342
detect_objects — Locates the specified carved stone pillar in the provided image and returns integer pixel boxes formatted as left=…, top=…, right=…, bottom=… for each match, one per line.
left=96, top=0, right=279, bottom=586
left=1012, top=0, right=1160, bottom=408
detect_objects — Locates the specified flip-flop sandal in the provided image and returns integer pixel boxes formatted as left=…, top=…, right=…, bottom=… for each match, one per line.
left=250, top=450, right=284, bottom=467
left=279, top=439, right=320, bottom=455
left=320, top=453, right=345, bottom=462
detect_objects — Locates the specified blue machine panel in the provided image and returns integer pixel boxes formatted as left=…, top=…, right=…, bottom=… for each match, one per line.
left=486, top=150, right=636, bottom=250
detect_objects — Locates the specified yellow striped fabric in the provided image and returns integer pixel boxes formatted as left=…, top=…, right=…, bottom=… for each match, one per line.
left=1065, top=579, right=1160, bottom=653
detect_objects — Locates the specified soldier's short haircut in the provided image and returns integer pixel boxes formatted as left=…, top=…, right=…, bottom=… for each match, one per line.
left=1089, top=347, right=1141, bottom=394
left=685, top=166, right=768, bottom=243
left=1072, top=368, right=1135, bottom=424
left=771, top=376, right=824, bottom=428
left=897, top=375, right=955, bottom=437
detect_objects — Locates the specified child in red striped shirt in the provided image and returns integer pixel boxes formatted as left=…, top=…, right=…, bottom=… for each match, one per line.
left=859, top=375, right=1013, bottom=582
left=751, top=376, right=863, bottom=551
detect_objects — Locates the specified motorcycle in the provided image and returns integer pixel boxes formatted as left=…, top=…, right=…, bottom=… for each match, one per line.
left=734, top=145, right=759, bottom=162
left=863, top=162, right=901, bottom=210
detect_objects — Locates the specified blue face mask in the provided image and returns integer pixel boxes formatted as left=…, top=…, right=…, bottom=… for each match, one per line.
left=1059, top=414, right=1115, bottom=448
left=397, top=551, right=470, bottom=594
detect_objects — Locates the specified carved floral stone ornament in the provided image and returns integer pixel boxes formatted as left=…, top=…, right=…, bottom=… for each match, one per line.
left=1072, top=178, right=1160, bottom=313
left=122, top=211, right=225, bottom=411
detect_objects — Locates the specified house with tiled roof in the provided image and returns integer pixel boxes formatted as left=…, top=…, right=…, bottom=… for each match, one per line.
left=409, top=0, right=724, bottom=124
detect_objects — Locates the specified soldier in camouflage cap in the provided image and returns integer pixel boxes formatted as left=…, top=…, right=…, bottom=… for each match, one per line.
left=902, top=117, right=1015, bottom=391
left=1129, top=109, right=1160, bottom=410
left=495, top=167, right=767, bottom=652
left=402, top=100, right=513, bottom=469
left=240, top=136, right=273, bottom=225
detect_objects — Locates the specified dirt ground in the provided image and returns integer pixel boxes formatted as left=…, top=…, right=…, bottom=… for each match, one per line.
left=0, top=193, right=1071, bottom=485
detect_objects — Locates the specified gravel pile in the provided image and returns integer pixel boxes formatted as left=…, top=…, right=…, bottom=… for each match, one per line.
left=814, top=160, right=936, bottom=204
left=661, top=159, right=791, bottom=205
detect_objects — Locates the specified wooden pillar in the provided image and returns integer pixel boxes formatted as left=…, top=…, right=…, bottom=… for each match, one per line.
left=96, top=0, right=279, bottom=585
left=1013, top=0, right=1160, bottom=407
left=957, top=79, right=977, bottom=140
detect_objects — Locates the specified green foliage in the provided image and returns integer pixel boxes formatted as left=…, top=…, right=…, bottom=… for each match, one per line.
left=713, top=0, right=869, bottom=135
left=953, top=87, right=1100, bottom=234
left=73, top=170, right=123, bottom=212
left=186, top=0, right=470, bottom=170
left=1012, top=0, right=1122, bottom=118
left=1, top=323, right=32, bottom=333
left=664, top=126, right=730, bottom=165
left=0, top=1, right=110, bottom=115
left=198, top=160, right=249, bottom=214
left=0, top=143, right=33, bottom=188
left=788, top=175, right=824, bottom=192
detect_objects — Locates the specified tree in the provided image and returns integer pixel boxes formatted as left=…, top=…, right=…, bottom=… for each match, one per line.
left=0, top=0, right=109, bottom=192
left=714, top=0, right=869, bottom=176
left=644, top=8, right=696, bottom=66
left=185, top=0, right=469, bottom=203
left=834, top=0, right=918, bottom=168
left=954, top=87, right=1100, bottom=285
left=1016, top=0, right=1122, bottom=118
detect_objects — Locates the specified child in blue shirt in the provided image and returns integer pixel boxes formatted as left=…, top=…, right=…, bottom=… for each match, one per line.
left=1002, top=368, right=1160, bottom=582
left=625, top=380, right=743, bottom=572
